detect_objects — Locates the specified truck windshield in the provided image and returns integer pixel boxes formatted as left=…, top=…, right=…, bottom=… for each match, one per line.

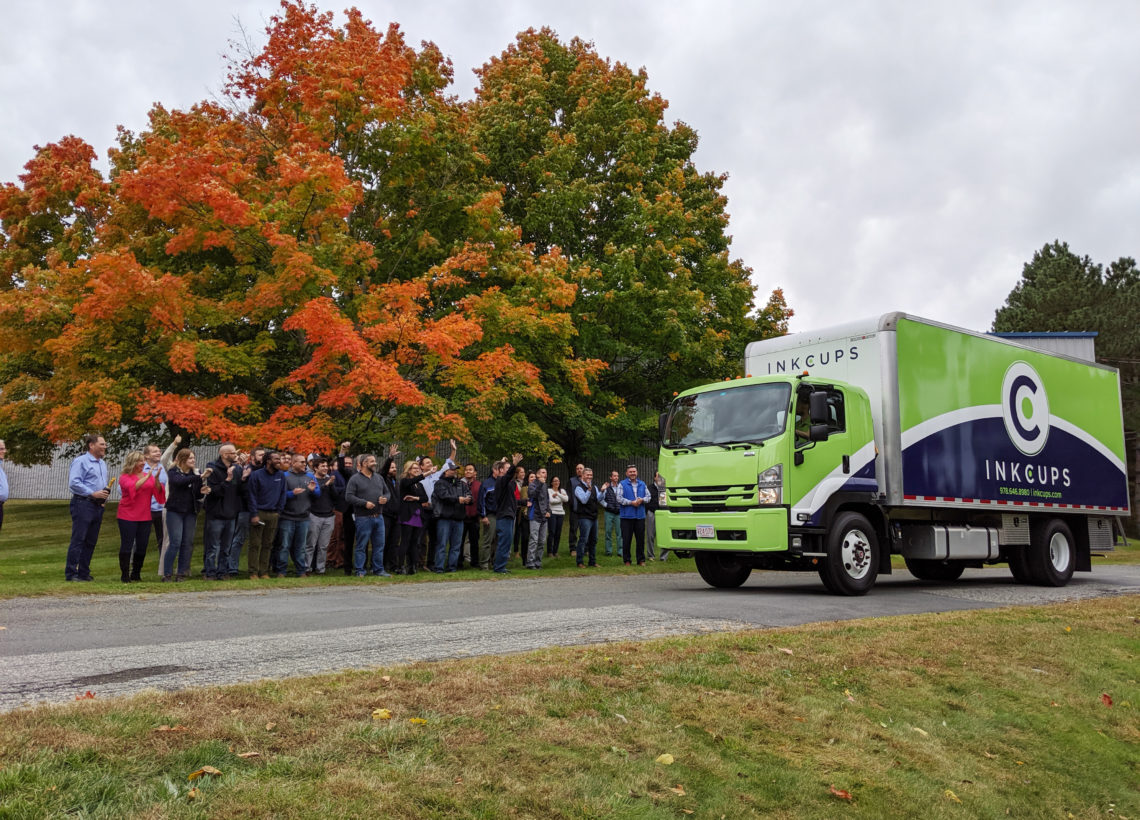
left=664, top=383, right=793, bottom=447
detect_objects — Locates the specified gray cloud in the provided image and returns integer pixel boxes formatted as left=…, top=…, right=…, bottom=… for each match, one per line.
left=3, top=0, right=1137, bottom=333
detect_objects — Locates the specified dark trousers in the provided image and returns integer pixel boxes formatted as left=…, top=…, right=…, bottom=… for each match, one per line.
left=515, top=510, right=526, bottom=554
left=422, top=510, right=436, bottom=567
left=397, top=523, right=423, bottom=573
left=461, top=516, right=480, bottom=568
left=383, top=515, right=399, bottom=571
left=576, top=517, right=597, bottom=566
left=567, top=509, right=578, bottom=553
left=341, top=510, right=356, bottom=575
left=66, top=497, right=103, bottom=580
left=547, top=513, right=564, bottom=555
left=117, top=518, right=152, bottom=580
left=621, top=517, right=646, bottom=564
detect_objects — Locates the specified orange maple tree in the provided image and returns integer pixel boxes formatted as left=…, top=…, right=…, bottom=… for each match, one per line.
left=0, top=2, right=601, bottom=460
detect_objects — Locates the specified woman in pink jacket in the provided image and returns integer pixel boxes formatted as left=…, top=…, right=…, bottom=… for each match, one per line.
left=117, top=450, right=166, bottom=583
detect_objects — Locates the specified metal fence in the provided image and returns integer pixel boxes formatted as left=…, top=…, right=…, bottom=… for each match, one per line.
left=4, top=442, right=658, bottom=501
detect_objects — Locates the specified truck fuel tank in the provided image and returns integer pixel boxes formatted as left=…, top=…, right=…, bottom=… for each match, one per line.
left=896, top=523, right=1000, bottom=561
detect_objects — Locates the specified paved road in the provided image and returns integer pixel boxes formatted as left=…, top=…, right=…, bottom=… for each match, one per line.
left=3, top=566, right=1139, bottom=711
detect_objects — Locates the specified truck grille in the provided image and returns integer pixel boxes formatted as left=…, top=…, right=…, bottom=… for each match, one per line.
left=669, top=485, right=755, bottom=512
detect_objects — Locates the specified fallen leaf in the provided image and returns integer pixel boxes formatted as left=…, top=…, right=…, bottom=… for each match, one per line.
left=1016, top=761, right=1025, bottom=766
left=155, top=724, right=190, bottom=733
left=74, top=691, right=95, bottom=700
left=381, top=675, right=391, bottom=683
left=20, top=570, right=27, bottom=574
left=372, top=708, right=392, bottom=721
left=1101, top=693, right=1114, bottom=707
left=236, top=752, right=260, bottom=759
left=681, top=811, right=694, bottom=815
left=454, top=776, right=463, bottom=784
left=187, top=766, right=222, bottom=781
left=911, top=727, right=929, bottom=737
left=615, top=713, right=629, bottom=724
left=187, top=787, right=200, bottom=801
left=794, top=717, right=806, bottom=722
left=983, top=750, right=997, bottom=759
left=265, top=722, right=277, bottom=731
left=945, top=789, right=961, bottom=803
left=829, top=785, right=853, bottom=801
left=655, top=753, right=675, bottom=765
left=1064, top=626, right=1072, bottom=632
left=409, top=717, right=427, bottom=725
left=844, top=689, right=856, bottom=703
left=229, top=709, right=240, bottom=715
left=777, top=647, right=794, bottom=655
left=669, top=785, right=686, bottom=796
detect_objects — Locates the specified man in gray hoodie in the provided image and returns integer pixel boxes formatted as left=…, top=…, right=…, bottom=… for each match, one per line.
left=345, top=453, right=391, bottom=577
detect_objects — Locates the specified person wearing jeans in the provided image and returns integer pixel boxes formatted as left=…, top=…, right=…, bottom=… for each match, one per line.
left=602, top=471, right=621, bottom=557
left=278, top=453, right=318, bottom=577
left=432, top=464, right=468, bottom=573
left=203, top=443, right=244, bottom=580
left=345, top=453, right=391, bottom=577
left=491, top=454, right=524, bottom=573
left=525, top=468, right=551, bottom=569
left=573, top=469, right=603, bottom=568
left=163, top=449, right=205, bottom=581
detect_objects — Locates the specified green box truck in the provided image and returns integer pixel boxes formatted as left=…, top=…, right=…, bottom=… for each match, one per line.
left=656, top=313, right=1129, bottom=595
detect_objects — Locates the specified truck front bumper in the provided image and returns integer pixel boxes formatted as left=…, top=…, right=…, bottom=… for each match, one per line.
left=655, top=508, right=789, bottom=552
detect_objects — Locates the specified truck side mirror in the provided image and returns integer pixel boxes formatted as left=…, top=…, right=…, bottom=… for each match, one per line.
left=809, top=424, right=830, bottom=442
left=809, top=391, right=829, bottom=425
left=659, top=412, right=669, bottom=442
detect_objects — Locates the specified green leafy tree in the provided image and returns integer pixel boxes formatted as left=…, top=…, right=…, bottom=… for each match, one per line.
left=470, top=28, right=791, bottom=466
left=993, top=240, right=1139, bottom=525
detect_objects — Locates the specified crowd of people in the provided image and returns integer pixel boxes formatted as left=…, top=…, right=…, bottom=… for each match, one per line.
left=59, top=433, right=668, bottom=583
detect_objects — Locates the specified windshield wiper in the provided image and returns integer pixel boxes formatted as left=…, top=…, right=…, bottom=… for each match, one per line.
left=717, top=439, right=766, bottom=449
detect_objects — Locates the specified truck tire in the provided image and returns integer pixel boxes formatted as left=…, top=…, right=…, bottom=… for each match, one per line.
left=904, top=558, right=966, bottom=582
left=1026, top=518, right=1076, bottom=587
left=1006, top=548, right=1035, bottom=584
left=819, top=512, right=878, bottom=596
left=694, top=553, right=752, bottom=588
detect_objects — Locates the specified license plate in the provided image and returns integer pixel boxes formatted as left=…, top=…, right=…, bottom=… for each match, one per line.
left=696, top=524, right=715, bottom=540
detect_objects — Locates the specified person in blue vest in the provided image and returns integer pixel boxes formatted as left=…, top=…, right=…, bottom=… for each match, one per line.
left=65, top=433, right=110, bottom=581
left=617, top=464, right=652, bottom=566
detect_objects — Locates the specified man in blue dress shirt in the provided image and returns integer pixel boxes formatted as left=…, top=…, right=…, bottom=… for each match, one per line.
left=65, top=433, right=110, bottom=581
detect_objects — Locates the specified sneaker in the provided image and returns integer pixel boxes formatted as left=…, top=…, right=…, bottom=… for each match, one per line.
left=637, top=561, right=646, bottom=566
left=375, top=570, right=391, bottom=578
left=355, top=571, right=366, bottom=577
left=624, top=561, right=631, bottom=566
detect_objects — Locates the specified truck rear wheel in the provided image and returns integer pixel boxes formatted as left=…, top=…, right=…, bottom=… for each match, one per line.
left=904, top=558, right=966, bottom=582
left=819, top=512, right=878, bottom=596
left=694, top=553, right=752, bottom=588
left=1026, top=518, right=1076, bottom=586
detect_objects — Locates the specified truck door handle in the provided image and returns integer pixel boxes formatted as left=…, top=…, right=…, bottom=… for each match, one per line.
left=842, top=455, right=850, bottom=474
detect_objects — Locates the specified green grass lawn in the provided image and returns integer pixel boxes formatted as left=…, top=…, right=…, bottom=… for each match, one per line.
left=1, top=596, right=1137, bottom=818
left=0, top=500, right=693, bottom=599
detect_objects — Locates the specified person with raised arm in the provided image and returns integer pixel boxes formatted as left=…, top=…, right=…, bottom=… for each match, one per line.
left=116, top=450, right=166, bottom=582
left=492, top=453, right=525, bottom=574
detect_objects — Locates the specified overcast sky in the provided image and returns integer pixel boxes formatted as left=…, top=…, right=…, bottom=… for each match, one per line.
left=3, top=1, right=1138, bottom=333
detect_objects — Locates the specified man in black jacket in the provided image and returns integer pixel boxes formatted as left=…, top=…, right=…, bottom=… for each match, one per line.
left=492, top=453, right=524, bottom=573
left=203, top=443, right=244, bottom=580
left=306, top=457, right=339, bottom=575
left=432, top=465, right=469, bottom=573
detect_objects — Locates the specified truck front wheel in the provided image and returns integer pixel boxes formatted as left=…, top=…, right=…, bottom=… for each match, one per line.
left=1026, top=518, right=1076, bottom=586
left=819, top=512, right=879, bottom=596
left=694, top=553, right=752, bottom=588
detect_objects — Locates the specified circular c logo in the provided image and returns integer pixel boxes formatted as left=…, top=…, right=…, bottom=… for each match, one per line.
left=1001, top=361, right=1049, bottom=456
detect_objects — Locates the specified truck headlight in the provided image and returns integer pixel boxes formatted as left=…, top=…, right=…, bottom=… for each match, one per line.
left=757, top=464, right=782, bottom=505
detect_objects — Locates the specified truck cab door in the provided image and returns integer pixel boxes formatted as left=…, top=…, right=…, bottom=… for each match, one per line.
left=788, top=388, right=853, bottom=523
